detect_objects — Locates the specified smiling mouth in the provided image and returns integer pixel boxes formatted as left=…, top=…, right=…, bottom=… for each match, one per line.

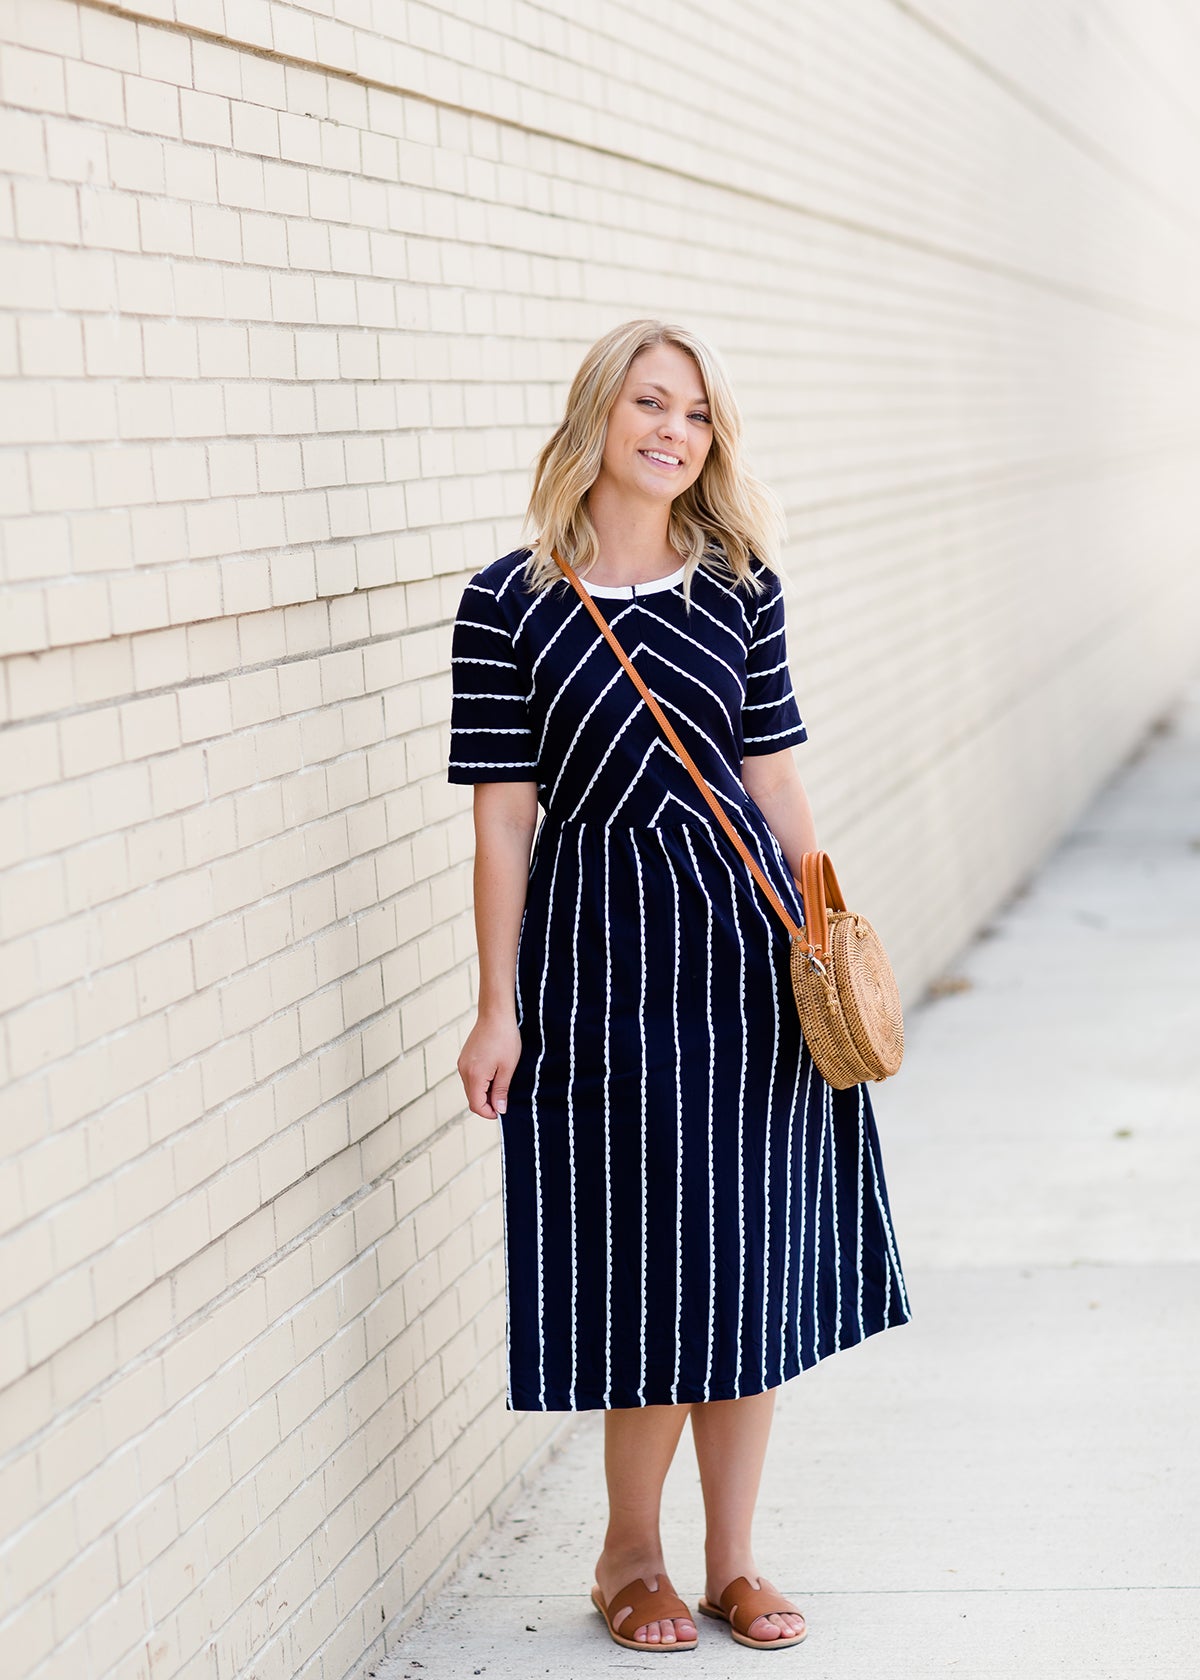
left=640, top=450, right=683, bottom=468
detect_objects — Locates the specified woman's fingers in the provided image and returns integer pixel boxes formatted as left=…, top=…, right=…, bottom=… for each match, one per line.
left=459, top=1059, right=496, bottom=1117
left=458, top=1051, right=517, bottom=1118
left=467, top=1078, right=496, bottom=1118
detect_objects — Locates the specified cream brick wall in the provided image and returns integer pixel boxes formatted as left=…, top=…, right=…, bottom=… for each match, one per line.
left=2, top=2, right=1198, bottom=1677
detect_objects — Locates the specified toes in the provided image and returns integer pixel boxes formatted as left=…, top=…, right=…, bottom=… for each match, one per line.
left=748, top=1610, right=805, bottom=1641
left=772, top=1611, right=804, bottom=1635
left=603, top=1589, right=696, bottom=1647
left=635, top=1618, right=693, bottom=1645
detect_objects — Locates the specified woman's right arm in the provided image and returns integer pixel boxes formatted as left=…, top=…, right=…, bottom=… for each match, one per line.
left=456, top=779, right=540, bottom=1119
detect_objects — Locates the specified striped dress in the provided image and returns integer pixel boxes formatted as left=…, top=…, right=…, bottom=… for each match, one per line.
left=448, top=548, right=910, bottom=1411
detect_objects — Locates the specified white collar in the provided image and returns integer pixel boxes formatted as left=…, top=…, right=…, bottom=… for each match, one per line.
left=580, top=563, right=687, bottom=599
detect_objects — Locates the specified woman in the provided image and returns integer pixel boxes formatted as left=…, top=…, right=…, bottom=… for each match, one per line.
left=449, top=320, right=909, bottom=1652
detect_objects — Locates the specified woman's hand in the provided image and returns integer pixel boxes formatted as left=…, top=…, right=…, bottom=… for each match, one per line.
left=458, top=1011, right=523, bottom=1119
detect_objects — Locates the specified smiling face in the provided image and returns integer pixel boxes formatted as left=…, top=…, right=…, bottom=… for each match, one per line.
left=593, top=341, right=715, bottom=508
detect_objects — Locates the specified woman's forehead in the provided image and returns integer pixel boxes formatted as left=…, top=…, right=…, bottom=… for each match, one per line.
left=626, top=344, right=708, bottom=402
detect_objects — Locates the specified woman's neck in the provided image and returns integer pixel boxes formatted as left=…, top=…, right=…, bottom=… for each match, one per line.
left=584, top=484, right=677, bottom=586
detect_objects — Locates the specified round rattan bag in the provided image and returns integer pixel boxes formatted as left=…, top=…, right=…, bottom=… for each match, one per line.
left=789, top=852, right=904, bottom=1090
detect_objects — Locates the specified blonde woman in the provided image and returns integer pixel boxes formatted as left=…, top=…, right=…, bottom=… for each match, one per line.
left=449, top=320, right=909, bottom=1652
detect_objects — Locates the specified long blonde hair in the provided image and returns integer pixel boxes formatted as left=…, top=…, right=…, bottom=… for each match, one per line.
left=522, top=319, right=785, bottom=596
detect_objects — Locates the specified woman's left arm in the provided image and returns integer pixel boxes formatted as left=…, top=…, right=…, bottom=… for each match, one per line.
left=742, top=748, right=818, bottom=880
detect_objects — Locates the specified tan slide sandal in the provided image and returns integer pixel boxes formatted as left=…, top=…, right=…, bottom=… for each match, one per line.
left=591, top=1573, right=699, bottom=1652
left=697, top=1574, right=807, bottom=1649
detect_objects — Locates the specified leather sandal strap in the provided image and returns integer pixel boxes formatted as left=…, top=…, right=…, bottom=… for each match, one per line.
left=718, top=1575, right=802, bottom=1635
left=606, top=1574, right=689, bottom=1633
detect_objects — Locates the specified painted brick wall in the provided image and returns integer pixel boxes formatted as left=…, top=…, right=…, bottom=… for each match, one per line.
left=2, top=2, right=1198, bottom=1678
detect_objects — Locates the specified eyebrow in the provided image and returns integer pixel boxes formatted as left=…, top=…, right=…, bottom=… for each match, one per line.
left=637, top=381, right=711, bottom=406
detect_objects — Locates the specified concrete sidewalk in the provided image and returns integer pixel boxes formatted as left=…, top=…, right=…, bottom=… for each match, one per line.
left=377, top=681, right=1200, bottom=1680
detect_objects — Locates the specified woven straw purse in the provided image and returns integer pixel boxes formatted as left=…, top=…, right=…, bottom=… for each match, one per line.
left=555, top=552, right=904, bottom=1090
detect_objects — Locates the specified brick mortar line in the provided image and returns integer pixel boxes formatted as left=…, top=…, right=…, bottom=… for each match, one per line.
left=0, top=871, right=475, bottom=1108
left=0, top=1231, right=510, bottom=1653
left=4, top=188, right=1197, bottom=338
left=0, top=816, right=466, bottom=1013
left=364, top=1411, right=578, bottom=1648
left=1, top=777, right=452, bottom=912
left=306, top=1418, right=577, bottom=1680
left=26, top=0, right=1200, bottom=338
left=163, top=1330, right=537, bottom=1680
left=2, top=947, right=487, bottom=1296
left=0, top=561, right=454, bottom=627
left=2, top=620, right=435, bottom=730
left=0, top=869, right=473, bottom=1096
left=31, top=0, right=1042, bottom=202
left=4, top=188, right=1190, bottom=322
left=0, top=39, right=970, bottom=240
left=75, top=0, right=857, bottom=165
left=0, top=815, right=470, bottom=1062
left=0, top=534, right=483, bottom=635
left=3, top=123, right=1121, bottom=302
left=6, top=433, right=1200, bottom=636
left=0, top=1099, right=500, bottom=1460
left=75, top=0, right=1200, bottom=246
left=156, top=1307, right=530, bottom=1680
left=0, top=1054, right=393, bottom=1281
left=0, top=815, right=474, bottom=1064
left=464, top=0, right=806, bottom=118
left=0, top=922, right=481, bottom=1243
left=3, top=1299, right=508, bottom=1631
left=1, top=746, right=463, bottom=912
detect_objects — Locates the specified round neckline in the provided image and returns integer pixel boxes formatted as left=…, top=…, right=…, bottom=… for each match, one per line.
left=580, top=563, right=687, bottom=599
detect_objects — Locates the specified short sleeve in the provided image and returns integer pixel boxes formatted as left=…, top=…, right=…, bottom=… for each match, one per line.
left=447, top=577, right=540, bottom=784
left=741, top=568, right=808, bottom=755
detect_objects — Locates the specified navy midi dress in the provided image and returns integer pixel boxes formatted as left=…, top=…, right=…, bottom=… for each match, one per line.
left=448, top=547, right=910, bottom=1411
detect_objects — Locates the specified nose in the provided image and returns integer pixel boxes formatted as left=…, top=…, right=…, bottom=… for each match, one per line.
left=657, top=410, right=685, bottom=443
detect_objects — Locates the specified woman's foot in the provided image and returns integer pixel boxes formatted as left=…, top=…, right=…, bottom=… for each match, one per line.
left=593, top=1551, right=697, bottom=1646
left=700, top=1571, right=806, bottom=1645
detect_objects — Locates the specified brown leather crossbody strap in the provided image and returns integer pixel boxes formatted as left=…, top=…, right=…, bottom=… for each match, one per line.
left=553, top=549, right=818, bottom=947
